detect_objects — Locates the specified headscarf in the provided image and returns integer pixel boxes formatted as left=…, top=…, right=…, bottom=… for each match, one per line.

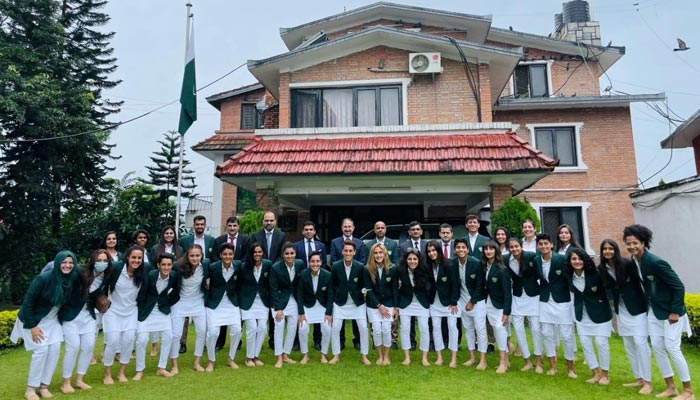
left=50, top=250, right=79, bottom=307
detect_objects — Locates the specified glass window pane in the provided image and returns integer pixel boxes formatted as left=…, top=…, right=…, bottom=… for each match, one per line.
left=529, top=64, right=548, bottom=97
left=555, top=128, right=576, bottom=166
left=541, top=208, right=560, bottom=238
left=322, top=88, right=353, bottom=127
left=535, top=129, right=554, bottom=158
left=561, top=208, right=584, bottom=247
left=514, top=66, right=529, bottom=97
left=292, top=90, right=317, bottom=128
left=357, top=90, right=376, bottom=127
left=380, top=88, right=400, bottom=125
left=241, top=104, right=256, bottom=129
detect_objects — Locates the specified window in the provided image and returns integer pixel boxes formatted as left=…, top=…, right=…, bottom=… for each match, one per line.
left=535, top=127, right=577, bottom=167
left=241, top=103, right=263, bottom=130
left=513, top=64, right=549, bottom=98
left=540, top=206, right=585, bottom=248
left=291, top=85, right=402, bottom=128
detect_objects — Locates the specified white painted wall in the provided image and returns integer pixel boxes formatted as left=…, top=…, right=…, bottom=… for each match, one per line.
left=631, top=178, right=700, bottom=294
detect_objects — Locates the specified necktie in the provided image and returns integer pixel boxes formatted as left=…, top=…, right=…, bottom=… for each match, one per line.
left=307, top=239, right=313, bottom=260
left=266, top=231, right=272, bottom=257
left=443, top=243, right=449, bottom=259
left=230, top=236, right=236, bottom=255
left=414, top=241, right=419, bottom=249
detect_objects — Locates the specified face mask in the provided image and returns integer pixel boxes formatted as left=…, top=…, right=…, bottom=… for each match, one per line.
left=95, top=261, right=109, bottom=273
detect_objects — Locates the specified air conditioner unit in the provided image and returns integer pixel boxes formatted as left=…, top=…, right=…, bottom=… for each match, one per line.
left=409, top=52, right=443, bottom=74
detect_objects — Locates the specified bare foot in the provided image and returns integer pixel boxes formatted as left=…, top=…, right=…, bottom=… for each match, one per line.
left=24, top=389, right=39, bottom=400
left=245, top=359, right=256, bottom=367
left=655, top=388, right=679, bottom=398
left=282, top=355, right=296, bottom=364
left=328, top=356, right=340, bottom=365
left=38, top=387, right=53, bottom=398
left=320, top=355, right=328, bottom=364
left=275, top=358, right=283, bottom=368
left=254, top=359, right=264, bottom=366
left=521, top=363, right=533, bottom=372
left=150, top=343, right=159, bottom=357
left=421, top=359, right=430, bottom=367
left=546, top=368, right=557, bottom=376
left=60, top=383, right=75, bottom=394
left=205, top=362, right=214, bottom=372
left=193, top=363, right=205, bottom=372
left=169, top=367, right=179, bottom=376
left=103, top=375, right=114, bottom=385
left=476, top=362, right=487, bottom=371
left=598, top=377, right=610, bottom=386
left=384, top=358, right=391, bottom=366
left=623, top=381, right=644, bottom=387
left=449, top=361, right=457, bottom=368
left=638, top=384, right=653, bottom=395
left=117, top=374, right=128, bottom=383
left=463, top=359, right=475, bottom=367
left=156, top=369, right=173, bottom=378
left=401, top=358, right=411, bottom=366
left=434, top=358, right=444, bottom=366
left=300, top=354, right=309, bottom=365
left=535, top=365, right=544, bottom=374
left=227, top=359, right=239, bottom=369
left=75, top=381, right=92, bottom=390
left=496, top=364, right=508, bottom=374
left=375, top=358, right=383, bottom=365
left=89, top=357, right=97, bottom=366
left=361, top=355, right=371, bottom=365
left=568, top=370, right=578, bottom=379
left=674, top=389, right=695, bottom=399
left=132, top=371, right=144, bottom=381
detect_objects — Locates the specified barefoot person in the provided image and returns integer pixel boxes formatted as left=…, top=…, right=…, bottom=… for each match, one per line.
left=481, top=241, right=512, bottom=374
left=239, top=243, right=271, bottom=367
left=297, top=251, right=333, bottom=364
left=364, top=244, right=398, bottom=366
left=270, top=243, right=303, bottom=368
left=396, top=249, right=432, bottom=366
left=425, top=241, right=459, bottom=368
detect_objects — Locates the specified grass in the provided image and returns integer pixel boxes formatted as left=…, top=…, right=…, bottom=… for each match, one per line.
left=1, top=327, right=699, bottom=400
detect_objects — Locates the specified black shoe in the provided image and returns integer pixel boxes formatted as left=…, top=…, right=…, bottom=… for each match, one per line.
left=487, top=343, right=495, bottom=353
left=353, top=342, right=360, bottom=351
left=179, top=344, right=187, bottom=354
left=340, top=343, right=346, bottom=351
left=215, top=345, right=223, bottom=351
left=410, top=344, right=417, bottom=351
left=391, top=343, right=398, bottom=350
left=314, top=343, right=322, bottom=351
left=292, top=344, right=300, bottom=352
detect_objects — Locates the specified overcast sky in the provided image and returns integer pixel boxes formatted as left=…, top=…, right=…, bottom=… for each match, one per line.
left=103, top=0, right=699, bottom=197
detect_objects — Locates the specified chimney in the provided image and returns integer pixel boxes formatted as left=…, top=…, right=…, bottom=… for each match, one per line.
left=553, top=1, right=601, bottom=46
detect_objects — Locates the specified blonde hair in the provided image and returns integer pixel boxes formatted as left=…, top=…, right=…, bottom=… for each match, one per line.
left=366, top=243, right=390, bottom=284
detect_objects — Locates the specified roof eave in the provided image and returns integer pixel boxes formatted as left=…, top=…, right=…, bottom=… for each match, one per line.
left=660, top=108, right=700, bottom=149
left=494, top=93, right=665, bottom=111
left=205, top=83, right=265, bottom=110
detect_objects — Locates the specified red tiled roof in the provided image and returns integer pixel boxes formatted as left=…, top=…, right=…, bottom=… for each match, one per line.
left=216, top=132, right=558, bottom=176
left=192, top=133, right=256, bottom=152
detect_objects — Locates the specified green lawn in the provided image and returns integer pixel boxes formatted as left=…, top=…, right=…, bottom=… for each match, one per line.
left=1, top=327, right=698, bottom=400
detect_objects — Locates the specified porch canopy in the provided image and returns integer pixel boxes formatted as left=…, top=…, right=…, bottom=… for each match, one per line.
left=214, top=124, right=558, bottom=212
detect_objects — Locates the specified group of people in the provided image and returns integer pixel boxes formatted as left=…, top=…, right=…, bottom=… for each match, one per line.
left=13, top=211, right=695, bottom=400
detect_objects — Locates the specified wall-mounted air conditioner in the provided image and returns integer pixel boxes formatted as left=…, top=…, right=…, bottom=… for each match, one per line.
left=408, top=52, right=443, bottom=74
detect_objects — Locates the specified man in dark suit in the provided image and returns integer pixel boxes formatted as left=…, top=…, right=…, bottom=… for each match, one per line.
left=252, top=211, right=286, bottom=263
left=294, top=221, right=327, bottom=269
left=329, top=218, right=367, bottom=264
left=328, top=218, right=367, bottom=350
left=465, top=214, right=489, bottom=260
left=211, top=216, right=251, bottom=349
left=252, top=211, right=287, bottom=349
left=399, top=221, right=428, bottom=260
left=179, top=215, right=216, bottom=262
left=364, top=220, right=399, bottom=265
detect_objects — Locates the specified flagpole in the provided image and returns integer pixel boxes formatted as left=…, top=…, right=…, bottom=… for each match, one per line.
left=175, top=2, right=192, bottom=240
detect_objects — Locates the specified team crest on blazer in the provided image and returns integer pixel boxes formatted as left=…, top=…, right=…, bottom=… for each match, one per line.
left=555, top=269, right=562, bottom=275
left=591, top=286, right=597, bottom=292
left=441, top=276, right=447, bottom=282
left=647, top=275, right=654, bottom=281
left=470, top=274, right=476, bottom=279
left=386, top=277, right=391, bottom=282
left=321, top=286, right=326, bottom=291
left=264, top=272, right=268, bottom=277
left=528, top=261, right=534, bottom=268
left=353, top=277, right=358, bottom=282
left=492, top=277, right=498, bottom=282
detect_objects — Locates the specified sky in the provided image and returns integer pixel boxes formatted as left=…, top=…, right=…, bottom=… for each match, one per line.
left=102, top=0, right=700, bottom=197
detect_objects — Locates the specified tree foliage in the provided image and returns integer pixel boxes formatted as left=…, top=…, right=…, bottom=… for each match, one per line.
left=238, top=210, right=265, bottom=235
left=490, top=197, right=541, bottom=241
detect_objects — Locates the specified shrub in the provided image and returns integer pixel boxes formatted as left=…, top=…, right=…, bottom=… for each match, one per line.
left=490, top=197, right=541, bottom=240
left=684, top=293, right=700, bottom=346
left=238, top=210, right=265, bottom=235
left=0, top=309, right=20, bottom=349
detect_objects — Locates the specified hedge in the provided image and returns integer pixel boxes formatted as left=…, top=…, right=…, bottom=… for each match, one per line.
left=685, top=293, right=700, bottom=346
left=0, top=309, right=20, bottom=349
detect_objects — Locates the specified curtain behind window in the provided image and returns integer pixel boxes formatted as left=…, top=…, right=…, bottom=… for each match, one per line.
left=322, top=89, right=353, bottom=127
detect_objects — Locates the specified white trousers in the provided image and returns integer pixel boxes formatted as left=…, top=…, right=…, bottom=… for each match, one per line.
left=274, top=315, right=298, bottom=356
left=244, top=318, right=268, bottom=359
left=170, top=314, right=206, bottom=359
left=62, top=332, right=95, bottom=378
left=461, top=311, right=487, bottom=353
left=150, top=332, right=159, bottom=344
left=299, top=321, right=331, bottom=355
left=650, top=321, right=691, bottom=382
left=331, top=317, right=369, bottom=355
left=371, top=320, right=393, bottom=348
left=579, top=335, right=610, bottom=370
left=431, top=316, right=458, bottom=352
left=136, top=330, right=172, bottom=371
left=206, top=321, right=242, bottom=362
left=622, top=335, right=651, bottom=382
left=103, top=330, right=136, bottom=367
left=400, top=315, right=429, bottom=352
left=511, top=315, right=542, bottom=359
left=542, top=323, right=574, bottom=360
left=28, top=342, right=61, bottom=387
left=485, top=305, right=509, bottom=352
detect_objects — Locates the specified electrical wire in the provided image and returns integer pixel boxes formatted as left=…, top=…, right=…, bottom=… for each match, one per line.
left=445, top=36, right=481, bottom=122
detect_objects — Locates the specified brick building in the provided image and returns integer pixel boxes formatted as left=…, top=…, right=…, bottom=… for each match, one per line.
left=193, top=2, right=662, bottom=250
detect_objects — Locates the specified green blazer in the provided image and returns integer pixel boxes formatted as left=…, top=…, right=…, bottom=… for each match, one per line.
left=569, top=269, right=612, bottom=324
left=172, top=260, right=210, bottom=301
left=137, top=269, right=180, bottom=321
left=504, top=251, right=540, bottom=297
left=454, top=256, right=485, bottom=303
left=238, top=260, right=271, bottom=310
left=396, top=268, right=431, bottom=309
left=61, top=265, right=111, bottom=322
left=535, top=253, right=570, bottom=303
left=364, top=265, right=398, bottom=308
left=465, top=233, right=489, bottom=259
left=364, top=238, right=400, bottom=265
left=329, top=259, right=365, bottom=308
left=600, top=261, right=647, bottom=316
left=179, top=234, right=216, bottom=261
left=429, top=261, right=460, bottom=307
left=484, top=263, right=512, bottom=315
left=206, top=260, right=241, bottom=309
left=270, top=259, right=303, bottom=311
left=638, top=250, right=686, bottom=319
left=20, top=272, right=67, bottom=329
left=296, top=268, right=333, bottom=315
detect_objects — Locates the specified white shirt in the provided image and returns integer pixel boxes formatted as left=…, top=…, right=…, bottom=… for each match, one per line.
left=376, top=238, right=385, bottom=246
left=605, top=263, right=616, bottom=281
left=541, top=257, right=551, bottom=281
left=156, top=273, right=169, bottom=294
left=457, top=259, right=470, bottom=304
left=377, top=268, right=383, bottom=280
left=222, top=263, right=234, bottom=282
left=194, top=235, right=206, bottom=257
left=227, top=235, right=238, bottom=248
left=468, top=233, right=478, bottom=251
left=344, top=262, right=353, bottom=302
left=522, top=238, right=537, bottom=253
left=557, top=244, right=570, bottom=255
left=253, top=264, right=262, bottom=282
left=285, top=263, right=295, bottom=282
left=311, top=272, right=319, bottom=292
left=180, top=265, right=204, bottom=300
left=509, top=256, right=520, bottom=276
left=408, top=269, right=415, bottom=287
left=89, top=273, right=104, bottom=292
left=164, top=244, right=174, bottom=254
left=306, top=239, right=315, bottom=259
left=433, top=266, right=439, bottom=282
left=572, top=271, right=586, bottom=293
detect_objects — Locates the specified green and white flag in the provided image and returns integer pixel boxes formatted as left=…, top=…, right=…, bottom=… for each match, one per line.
left=178, top=20, right=196, bottom=135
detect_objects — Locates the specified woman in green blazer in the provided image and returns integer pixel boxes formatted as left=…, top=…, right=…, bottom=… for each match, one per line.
left=239, top=243, right=271, bottom=367
left=624, top=224, right=694, bottom=400
left=481, top=240, right=512, bottom=374
left=397, top=248, right=432, bottom=366
left=364, top=243, right=398, bottom=365
left=425, top=240, right=460, bottom=368
left=270, top=243, right=303, bottom=368
left=100, top=231, right=122, bottom=262
left=567, top=248, right=613, bottom=385
left=14, top=250, right=78, bottom=400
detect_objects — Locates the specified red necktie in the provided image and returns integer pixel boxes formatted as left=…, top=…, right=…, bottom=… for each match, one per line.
left=443, top=244, right=449, bottom=259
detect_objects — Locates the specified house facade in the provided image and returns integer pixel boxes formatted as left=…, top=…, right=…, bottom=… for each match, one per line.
left=194, top=2, right=662, bottom=249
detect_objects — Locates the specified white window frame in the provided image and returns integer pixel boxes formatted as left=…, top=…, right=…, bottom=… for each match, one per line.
left=529, top=201, right=593, bottom=254
left=526, top=122, right=587, bottom=172
left=289, top=78, right=410, bottom=127
left=509, top=60, right=554, bottom=98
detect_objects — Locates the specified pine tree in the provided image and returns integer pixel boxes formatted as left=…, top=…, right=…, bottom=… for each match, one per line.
left=144, top=130, right=197, bottom=206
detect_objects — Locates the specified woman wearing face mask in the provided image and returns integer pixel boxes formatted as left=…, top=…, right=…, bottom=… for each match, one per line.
left=13, top=250, right=78, bottom=400
left=397, top=249, right=432, bottom=366
left=102, top=246, right=147, bottom=384
left=59, top=249, right=112, bottom=393
left=481, top=240, right=512, bottom=374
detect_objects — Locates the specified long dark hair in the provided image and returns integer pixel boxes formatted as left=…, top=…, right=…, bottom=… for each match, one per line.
left=99, top=230, right=118, bottom=250
left=480, top=240, right=505, bottom=273
left=398, top=248, right=432, bottom=292
left=565, top=247, right=597, bottom=277
left=244, top=243, right=265, bottom=269
left=178, top=244, right=203, bottom=278
left=556, top=224, right=581, bottom=253
left=597, top=238, right=627, bottom=289
left=123, top=245, right=146, bottom=287
left=81, top=249, right=113, bottom=298
left=507, top=237, right=531, bottom=277
left=494, top=226, right=510, bottom=251
left=424, top=240, right=445, bottom=269
left=157, top=225, right=182, bottom=259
